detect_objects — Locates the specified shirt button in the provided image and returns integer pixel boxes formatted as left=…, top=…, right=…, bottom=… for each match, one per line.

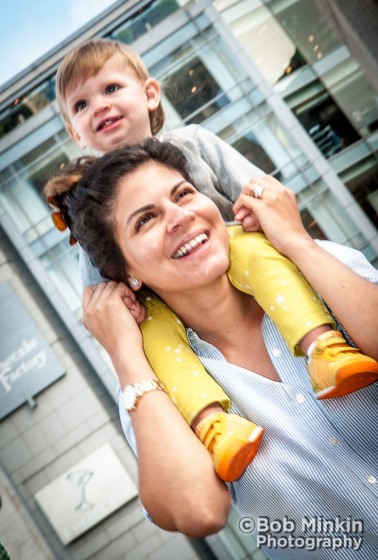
left=273, top=348, right=282, bottom=358
left=330, top=437, right=340, bottom=447
left=295, top=393, right=306, bottom=403
left=367, top=475, right=377, bottom=484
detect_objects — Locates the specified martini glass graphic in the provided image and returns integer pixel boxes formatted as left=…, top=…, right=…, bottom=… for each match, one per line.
left=67, top=470, right=94, bottom=511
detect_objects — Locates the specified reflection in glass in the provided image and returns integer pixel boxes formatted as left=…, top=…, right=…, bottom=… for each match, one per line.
left=341, top=157, right=378, bottom=228
left=298, top=181, right=366, bottom=250
left=321, top=58, right=378, bottom=138
left=232, top=133, right=278, bottom=177
left=110, top=0, right=179, bottom=44
left=164, top=57, right=229, bottom=123
left=0, top=78, right=56, bottom=139
left=300, top=207, right=327, bottom=240
left=218, top=2, right=306, bottom=85
left=285, top=79, right=360, bottom=158
left=268, top=0, right=341, bottom=63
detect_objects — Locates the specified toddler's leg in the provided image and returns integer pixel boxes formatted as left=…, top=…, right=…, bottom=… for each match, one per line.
left=193, top=405, right=264, bottom=482
left=140, top=294, right=264, bottom=481
left=227, top=225, right=378, bottom=398
left=227, top=226, right=335, bottom=355
left=303, top=329, right=378, bottom=399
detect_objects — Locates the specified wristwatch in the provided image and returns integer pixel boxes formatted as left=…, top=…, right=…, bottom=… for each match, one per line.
left=123, top=379, right=167, bottom=411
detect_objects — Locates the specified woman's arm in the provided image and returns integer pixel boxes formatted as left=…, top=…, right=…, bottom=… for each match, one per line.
left=82, top=282, right=231, bottom=537
left=234, top=176, right=378, bottom=359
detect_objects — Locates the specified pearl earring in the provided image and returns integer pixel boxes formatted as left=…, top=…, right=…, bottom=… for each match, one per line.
left=130, top=279, right=140, bottom=288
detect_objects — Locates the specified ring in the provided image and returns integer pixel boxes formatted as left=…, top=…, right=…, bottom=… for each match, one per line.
left=250, top=183, right=265, bottom=198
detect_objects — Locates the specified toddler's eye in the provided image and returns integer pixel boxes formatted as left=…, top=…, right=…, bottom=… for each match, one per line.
left=74, top=99, right=87, bottom=112
left=106, top=84, right=119, bottom=94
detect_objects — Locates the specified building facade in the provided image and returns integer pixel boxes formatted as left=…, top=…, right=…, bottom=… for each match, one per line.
left=0, top=1, right=377, bottom=559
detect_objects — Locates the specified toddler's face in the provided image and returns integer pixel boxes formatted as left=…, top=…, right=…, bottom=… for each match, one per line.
left=65, top=54, right=160, bottom=153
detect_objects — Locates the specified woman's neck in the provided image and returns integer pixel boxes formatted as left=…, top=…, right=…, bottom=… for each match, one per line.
left=161, top=276, right=280, bottom=381
left=163, top=276, right=258, bottom=347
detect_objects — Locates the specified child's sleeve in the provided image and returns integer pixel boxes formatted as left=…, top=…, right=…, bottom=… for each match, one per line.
left=191, top=125, right=265, bottom=201
left=140, top=293, right=231, bottom=425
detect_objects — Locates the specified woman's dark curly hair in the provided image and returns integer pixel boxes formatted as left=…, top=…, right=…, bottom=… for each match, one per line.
left=68, top=138, right=192, bottom=284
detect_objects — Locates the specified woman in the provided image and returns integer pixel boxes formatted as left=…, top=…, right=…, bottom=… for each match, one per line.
left=70, top=138, right=378, bottom=559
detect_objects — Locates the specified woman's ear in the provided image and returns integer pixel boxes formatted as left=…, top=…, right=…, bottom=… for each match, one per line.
left=144, top=78, right=161, bottom=111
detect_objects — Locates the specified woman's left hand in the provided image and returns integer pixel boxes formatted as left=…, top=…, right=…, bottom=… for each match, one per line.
left=233, top=175, right=311, bottom=257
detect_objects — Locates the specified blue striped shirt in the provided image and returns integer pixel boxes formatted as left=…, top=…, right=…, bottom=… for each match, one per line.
left=119, top=241, right=378, bottom=559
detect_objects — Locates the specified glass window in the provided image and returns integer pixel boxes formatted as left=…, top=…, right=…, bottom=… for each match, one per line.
left=41, top=243, right=82, bottom=315
left=150, top=23, right=254, bottom=128
left=213, top=104, right=309, bottom=181
left=164, top=56, right=229, bottom=123
left=232, top=133, right=278, bottom=176
left=216, top=0, right=307, bottom=85
left=110, top=0, right=180, bottom=44
left=0, top=77, right=56, bottom=139
left=300, top=207, right=328, bottom=240
left=268, top=0, right=342, bottom=63
left=297, top=181, right=367, bottom=250
left=321, top=57, right=378, bottom=138
left=340, top=156, right=378, bottom=228
left=285, top=79, right=360, bottom=158
left=0, top=138, right=72, bottom=242
left=0, top=132, right=83, bottom=312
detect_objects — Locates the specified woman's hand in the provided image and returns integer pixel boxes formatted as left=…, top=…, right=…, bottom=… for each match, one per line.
left=82, top=281, right=145, bottom=362
left=234, top=175, right=312, bottom=257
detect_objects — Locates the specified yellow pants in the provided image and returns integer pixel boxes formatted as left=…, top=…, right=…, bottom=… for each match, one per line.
left=140, top=225, right=334, bottom=425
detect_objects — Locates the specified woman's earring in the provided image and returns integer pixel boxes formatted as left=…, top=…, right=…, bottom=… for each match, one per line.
left=130, top=279, right=140, bottom=288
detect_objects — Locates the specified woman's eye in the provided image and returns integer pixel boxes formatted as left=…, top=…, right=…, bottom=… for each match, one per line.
left=136, top=214, right=153, bottom=230
left=176, top=188, right=194, bottom=201
left=74, top=99, right=87, bottom=112
left=105, top=84, right=119, bottom=94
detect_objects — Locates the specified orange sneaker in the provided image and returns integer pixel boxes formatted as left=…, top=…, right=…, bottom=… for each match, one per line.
left=308, top=330, right=378, bottom=399
left=195, top=412, right=264, bottom=482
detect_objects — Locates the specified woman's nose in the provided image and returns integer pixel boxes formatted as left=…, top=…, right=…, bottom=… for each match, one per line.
left=167, top=206, right=195, bottom=233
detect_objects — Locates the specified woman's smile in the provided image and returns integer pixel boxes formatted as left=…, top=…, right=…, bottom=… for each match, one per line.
left=172, top=231, right=209, bottom=259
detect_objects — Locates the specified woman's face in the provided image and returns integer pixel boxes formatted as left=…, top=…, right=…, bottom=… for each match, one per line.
left=114, top=161, right=230, bottom=300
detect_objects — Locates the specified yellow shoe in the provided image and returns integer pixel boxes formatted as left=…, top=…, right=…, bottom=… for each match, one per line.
left=308, top=330, right=378, bottom=399
left=195, top=413, right=264, bottom=482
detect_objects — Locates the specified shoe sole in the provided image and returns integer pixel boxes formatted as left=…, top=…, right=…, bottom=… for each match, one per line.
left=316, top=362, right=378, bottom=399
left=216, top=426, right=265, bottom=482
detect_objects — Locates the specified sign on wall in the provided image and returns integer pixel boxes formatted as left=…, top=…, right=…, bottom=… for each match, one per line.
left=0, top=281, right=65, bottom=419
left=35, top=443, right=138, bottom=544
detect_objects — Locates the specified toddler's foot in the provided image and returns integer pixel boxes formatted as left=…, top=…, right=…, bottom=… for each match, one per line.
left=308, top=330, right=378, bottom=399
left=195, top=412, right=264, bottom=482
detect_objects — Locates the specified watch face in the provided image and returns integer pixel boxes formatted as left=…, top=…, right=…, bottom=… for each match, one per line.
left=123, top=385, right=137, bottom=410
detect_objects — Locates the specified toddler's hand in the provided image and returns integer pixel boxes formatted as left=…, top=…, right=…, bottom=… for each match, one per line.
left=122, top=293, right=146, bottom=324
left=234, top=183, right=262, bottom=232
left=233, top=175, right=311, bottom=255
